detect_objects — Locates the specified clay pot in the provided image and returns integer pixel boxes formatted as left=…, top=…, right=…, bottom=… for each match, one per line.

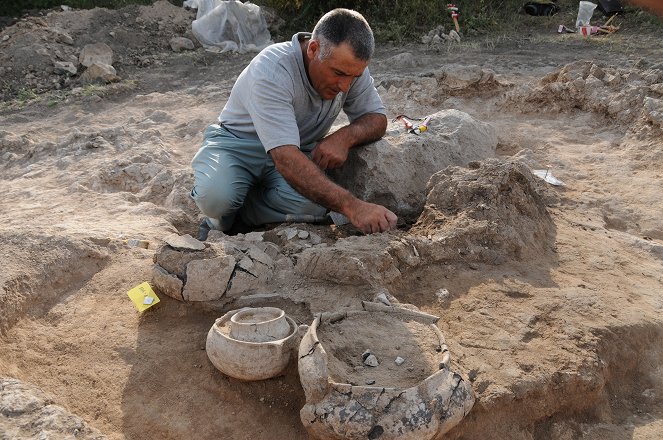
left=298, top=309, right=475, bottom=440
left=229, top=307, right=290, bottom=342
left=206, top=307, right=298, bottom=381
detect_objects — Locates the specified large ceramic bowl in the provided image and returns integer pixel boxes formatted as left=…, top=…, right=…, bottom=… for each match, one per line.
left=206, top=307, right=298, bottom=381
left=298, top=308, right=475, bottom=440
left=229, top=307, right=291, bottom=343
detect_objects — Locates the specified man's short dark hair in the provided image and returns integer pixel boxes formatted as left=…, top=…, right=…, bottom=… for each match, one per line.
left=311, top=8, right=375, bottom=61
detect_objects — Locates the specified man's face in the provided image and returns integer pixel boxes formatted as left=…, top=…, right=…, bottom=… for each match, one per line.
left=306, top=40, right=368, bottom=101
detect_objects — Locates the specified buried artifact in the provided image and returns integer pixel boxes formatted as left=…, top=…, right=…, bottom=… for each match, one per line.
left=297, top=309, right=475, bottom=440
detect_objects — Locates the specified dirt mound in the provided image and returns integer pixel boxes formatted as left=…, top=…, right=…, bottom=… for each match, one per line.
left=0, top=377, right=106, bottom=439
left=504, top=60, right=663, bottom=138
left=376, top=64, right=506, bottom=115
left=0, top=233, right=108, bottom=333
left=409, top=159, right=556, bottom=265
left=0, top=1, right=196, bottom=99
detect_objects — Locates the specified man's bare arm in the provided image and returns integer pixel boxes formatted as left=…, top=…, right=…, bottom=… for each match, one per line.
left=270, top=144, right=397, bottom=233
left=312, top=113, right=387, bottom=170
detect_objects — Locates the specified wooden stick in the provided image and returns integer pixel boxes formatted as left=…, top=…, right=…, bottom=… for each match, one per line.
left=452, top=16, right=460, bottom=33
left=604, top=14, right=617, bottom=27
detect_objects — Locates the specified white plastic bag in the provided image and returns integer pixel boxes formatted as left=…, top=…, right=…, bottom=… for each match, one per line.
left=184, top=0, right=272, bottom=53
left=576, top=1, right=597, bottom=28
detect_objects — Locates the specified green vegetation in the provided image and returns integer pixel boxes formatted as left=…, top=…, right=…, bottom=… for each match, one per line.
left=2, top=0, right=660, bottom=41
left=256, top=0, right=575, bottom=41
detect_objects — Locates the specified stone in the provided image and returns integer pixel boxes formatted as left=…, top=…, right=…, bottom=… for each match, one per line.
left=55, top=32, right=74, bottom=45
left=435, top=288, right=450, bottom=305
left=79, top=42, right=113, bottom=67
left=363, top=354, right=379, bottom=367
left=309, top=232, right=322, bottom=245
left=169, top=36, right=195, bottom=52
left=297, top=230, right=309, bottom=239
left=449, top=30, right=461, bottom=42
left=395, top=356, right=405, bottom=366
left=164, top=233, right=206, bottom=251
left=53, top=61, right=77, bottom=75
left=365, top=379, right=376, bottom=385
left=243, top=231, right=264, bottom=242
left=330, top=110, right=496, bottom=220
left=80, top=63, right=119, bottom=83
left=643, top=97, right=663, bottom=127
left=182, top=256, right=235, bottom=301
left=151, top=264, right=183, bottom=301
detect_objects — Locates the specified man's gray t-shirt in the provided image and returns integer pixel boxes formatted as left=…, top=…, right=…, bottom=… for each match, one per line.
left=219, top=32, right=386, bottom=152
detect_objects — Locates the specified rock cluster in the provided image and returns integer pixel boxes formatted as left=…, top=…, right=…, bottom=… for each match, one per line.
left=0, top=0, right=197, bottom=99
left=506, top=60, right=663, bottom=136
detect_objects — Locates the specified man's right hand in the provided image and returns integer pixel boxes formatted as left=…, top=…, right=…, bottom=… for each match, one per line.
left=344, top=199, right=398, bottom=234
left=270, top=145, right=397, bottom=234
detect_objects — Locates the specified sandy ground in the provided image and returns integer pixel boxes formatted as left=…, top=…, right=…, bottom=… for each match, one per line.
left=1, top=2, right=663, bottom=439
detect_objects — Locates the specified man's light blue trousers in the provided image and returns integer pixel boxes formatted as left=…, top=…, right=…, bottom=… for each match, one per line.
left=191, top=124, right=327, bottom=231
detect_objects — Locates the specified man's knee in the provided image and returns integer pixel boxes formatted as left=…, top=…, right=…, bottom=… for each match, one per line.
left=191, top=182, right=243, bottom=220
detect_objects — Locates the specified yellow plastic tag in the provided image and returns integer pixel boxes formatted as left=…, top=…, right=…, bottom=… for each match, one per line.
left=127, top=282, right=160, bottom=313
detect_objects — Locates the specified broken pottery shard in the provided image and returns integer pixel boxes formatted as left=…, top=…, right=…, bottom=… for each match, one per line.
left=363, top=354, right=379, bottom=367
left=151, top=264, right=183, bottom=301
left=285, top=228, right=298, bottom=240
left=182, top=256, right=235, bottom=301
left=532, top=169, right=566, bottom=186
left=246, top=245, right=274, bottom=268
left=366, top=379, right=376, bottom=385
left=395, top=356, right=405, bottom=366
left=237, top=256, right=254, bottom=272
left=164, top=233, right=206, bottom=251
left=375, top=292, right=391, bottom=306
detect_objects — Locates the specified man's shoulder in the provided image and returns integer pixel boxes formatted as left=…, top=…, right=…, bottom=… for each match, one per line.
left=247, top=38, right=301, bottom=90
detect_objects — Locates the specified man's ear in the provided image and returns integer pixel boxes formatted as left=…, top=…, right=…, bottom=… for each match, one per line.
left=307, top=39, right=320, bottom=60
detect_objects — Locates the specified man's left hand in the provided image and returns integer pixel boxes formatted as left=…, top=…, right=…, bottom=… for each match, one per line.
left=312, top=137, right=349, bottom=170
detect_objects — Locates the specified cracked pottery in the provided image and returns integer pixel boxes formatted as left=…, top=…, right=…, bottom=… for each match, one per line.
left=206, top=307, right=298, bottom=381
left=298, top=310, right=475, bottom=440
